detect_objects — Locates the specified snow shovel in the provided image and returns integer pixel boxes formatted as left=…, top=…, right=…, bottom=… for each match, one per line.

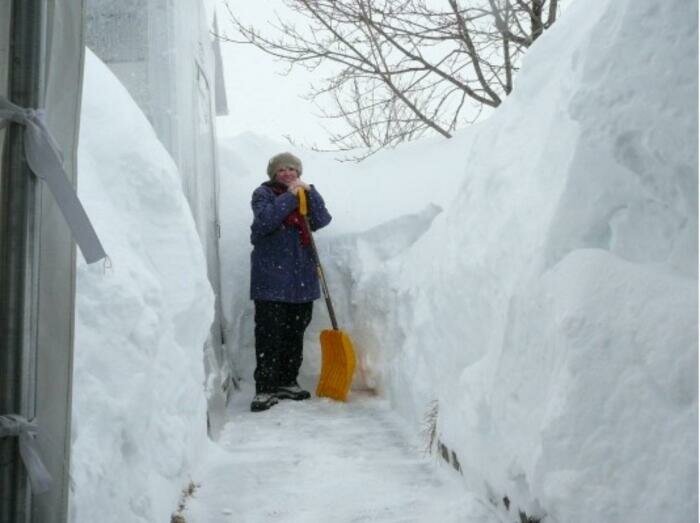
left=298, top=189, right=356, bottom=401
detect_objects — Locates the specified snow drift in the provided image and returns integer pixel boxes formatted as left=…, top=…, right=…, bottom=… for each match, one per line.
left=71, top=50, right=214, bottom=523
left=220, top=0, right=697, bottom=521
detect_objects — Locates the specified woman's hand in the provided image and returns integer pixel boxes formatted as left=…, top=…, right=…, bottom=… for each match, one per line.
left=287, top=179, right=310, bottom=195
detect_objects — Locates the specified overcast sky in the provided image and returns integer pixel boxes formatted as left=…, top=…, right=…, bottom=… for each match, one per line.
left=211, top=0, right=508, bottom=149
left=214, top=1, right=342, bottom=147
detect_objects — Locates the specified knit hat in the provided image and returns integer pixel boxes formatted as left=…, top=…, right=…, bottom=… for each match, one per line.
left=267, top=152, right=303, bottom=180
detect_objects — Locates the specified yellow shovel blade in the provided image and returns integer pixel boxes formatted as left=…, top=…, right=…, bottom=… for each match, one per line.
left=316, top=329, right=356, bottom=401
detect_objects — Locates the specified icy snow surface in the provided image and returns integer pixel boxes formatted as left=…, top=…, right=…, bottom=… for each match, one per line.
left=71, top=49, right=214, bottom=523
left=218, top=0, right=697, bottom=521
left=186, top=388, right=502, bottom=523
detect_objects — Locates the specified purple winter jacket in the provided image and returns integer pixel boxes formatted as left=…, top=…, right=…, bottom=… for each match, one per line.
left=249, top=181, right=332, bottom=303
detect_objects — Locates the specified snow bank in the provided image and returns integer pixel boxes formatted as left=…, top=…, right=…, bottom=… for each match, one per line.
left=354, top=0, right=698, bottom=520
left=219, top=0, right=697, bottom=520
left=71, top=49, right=214, bottom=523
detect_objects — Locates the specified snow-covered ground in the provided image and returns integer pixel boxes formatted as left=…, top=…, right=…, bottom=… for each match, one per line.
left=69, top=0, right=697, bottom=520
left=187, top=388, right=502, bottom=523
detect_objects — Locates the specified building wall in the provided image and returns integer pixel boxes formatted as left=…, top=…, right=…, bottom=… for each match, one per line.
left=85, top=0, right=150, bottom=117
left=0, top=2, right=9, bottom=162
left=1, top=3, right=85, bottom=521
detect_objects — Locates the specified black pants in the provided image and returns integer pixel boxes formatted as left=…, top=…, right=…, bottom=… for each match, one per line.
left=253, top=300, right=313, bottom=394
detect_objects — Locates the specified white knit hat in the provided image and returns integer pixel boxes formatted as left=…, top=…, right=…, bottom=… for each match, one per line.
left=267, top=152, right=303, bottom=179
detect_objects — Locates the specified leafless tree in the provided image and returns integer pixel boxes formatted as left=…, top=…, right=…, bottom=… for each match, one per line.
left=220, top=0, right=560, bottom=160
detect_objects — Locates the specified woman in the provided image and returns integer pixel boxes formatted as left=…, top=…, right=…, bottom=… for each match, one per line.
left=249, top=152, right=332, bottom=412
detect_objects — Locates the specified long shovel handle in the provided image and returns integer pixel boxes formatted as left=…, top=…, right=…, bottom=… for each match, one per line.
left=299, top=190, right=339, bottom=330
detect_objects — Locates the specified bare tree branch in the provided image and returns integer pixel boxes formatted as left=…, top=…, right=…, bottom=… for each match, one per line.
left=219, top=0, right=561, bottom=160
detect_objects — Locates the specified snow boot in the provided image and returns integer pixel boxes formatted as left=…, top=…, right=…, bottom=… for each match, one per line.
left=276, top=382, right=311, bottom=401
left=250, top=392, right=279, bottom=412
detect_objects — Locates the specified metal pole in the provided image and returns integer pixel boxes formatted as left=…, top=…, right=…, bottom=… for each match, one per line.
left=0, top=1, right=44, bottom=521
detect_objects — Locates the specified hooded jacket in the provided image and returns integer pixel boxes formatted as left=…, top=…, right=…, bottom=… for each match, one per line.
left=249, top=181, right=332, bottom=302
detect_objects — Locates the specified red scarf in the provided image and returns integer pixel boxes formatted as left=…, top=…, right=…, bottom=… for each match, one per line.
left=270, top=182, right=311, bottom=246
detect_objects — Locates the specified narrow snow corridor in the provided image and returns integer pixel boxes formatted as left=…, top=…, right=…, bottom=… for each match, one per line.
left=186, top=390, right=500, bottom=523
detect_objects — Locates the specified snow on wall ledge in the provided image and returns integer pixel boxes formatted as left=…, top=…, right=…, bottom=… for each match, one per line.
left=345, top=0, right=697, bottom=521
left=71, top=49, right=215, bottom=523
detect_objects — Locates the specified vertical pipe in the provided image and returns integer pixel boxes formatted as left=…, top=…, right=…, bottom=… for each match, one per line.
left=0, top=1, right=44, bottom=522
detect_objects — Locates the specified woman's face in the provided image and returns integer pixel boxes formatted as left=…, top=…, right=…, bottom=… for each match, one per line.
left=275, top=166, right=299, bottom=186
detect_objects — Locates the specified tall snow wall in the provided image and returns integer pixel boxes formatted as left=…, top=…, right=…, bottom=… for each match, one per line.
left=70, top=50, right=214, bottom=523
left=346, top=0, right=698, bottom=521
left=86, top=0, right=232, bottom=425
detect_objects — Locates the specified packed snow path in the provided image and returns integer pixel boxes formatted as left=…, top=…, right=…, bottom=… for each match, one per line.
left=186, top=391, right=501, bottom=522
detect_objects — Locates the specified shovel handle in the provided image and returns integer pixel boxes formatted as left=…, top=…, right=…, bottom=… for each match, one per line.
left=298, top=187, right=308, bottom=216
left=298, top=190, right=339, bottom=330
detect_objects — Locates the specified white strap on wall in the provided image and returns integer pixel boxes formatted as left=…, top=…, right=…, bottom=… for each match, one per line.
left=0, top=96, right=106, bottom=264
left=0, top=415, right=53, bottom=494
